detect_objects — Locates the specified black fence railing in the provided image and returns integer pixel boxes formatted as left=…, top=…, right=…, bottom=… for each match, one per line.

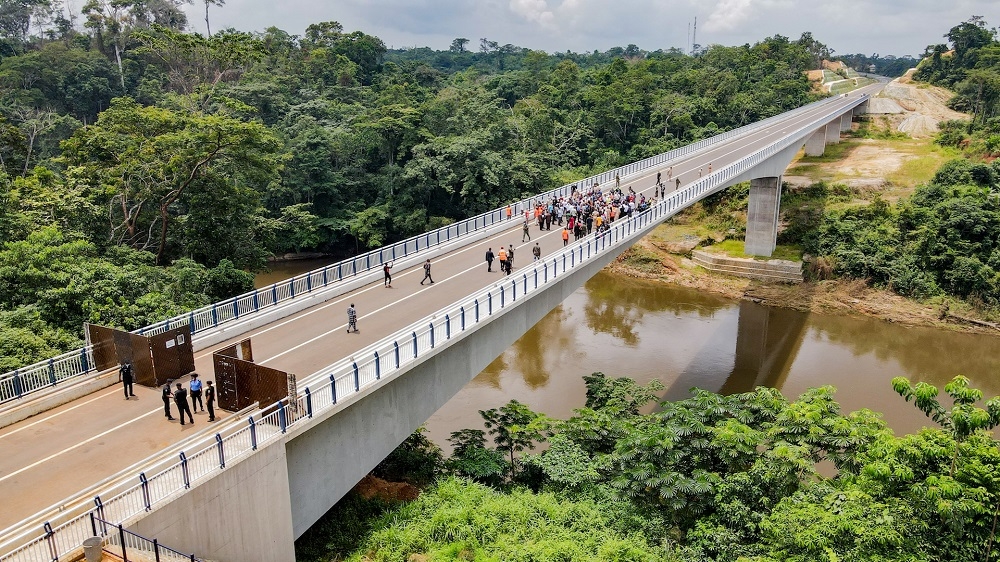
left=89, top=513, right=201, bottom=562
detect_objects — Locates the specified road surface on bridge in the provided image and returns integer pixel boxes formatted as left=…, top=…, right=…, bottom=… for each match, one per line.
left=0, top=89, right=876, bottom=533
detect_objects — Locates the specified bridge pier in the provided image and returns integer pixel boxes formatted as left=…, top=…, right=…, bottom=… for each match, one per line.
left=824, top=122, right=841, bottom=145
left=840, top=113, right=853, bottom=132
left=853, top=100, right=869, bottom=115
left=804, top=128, right=826, bottom=157
left=745, top=176, right=781, bottom=257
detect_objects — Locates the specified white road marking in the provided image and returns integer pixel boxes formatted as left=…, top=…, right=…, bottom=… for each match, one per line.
left=0, top=409, right=161, bottom=483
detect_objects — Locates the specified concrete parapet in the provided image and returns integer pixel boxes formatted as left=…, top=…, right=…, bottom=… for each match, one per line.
left=691, top=250, right=802, bottom=283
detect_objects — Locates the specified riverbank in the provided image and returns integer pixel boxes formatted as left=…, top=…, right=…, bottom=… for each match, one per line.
left=610, top=234, right=1000, bottom=334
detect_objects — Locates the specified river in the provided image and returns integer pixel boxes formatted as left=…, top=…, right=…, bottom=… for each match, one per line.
left=256, top=261, right=1000, bottom=442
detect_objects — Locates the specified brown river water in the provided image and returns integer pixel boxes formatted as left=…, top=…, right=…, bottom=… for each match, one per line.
left=257, top=261, right=1000, bottom=442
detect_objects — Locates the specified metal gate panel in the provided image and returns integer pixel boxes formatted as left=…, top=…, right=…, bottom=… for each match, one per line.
left=148, top=327, right=194, bottom=386
left=255, top=365, right=290, bottom=409
left=211, top=338, right=288, bottom=413
left=129, top=333, right=156, bottom=387
left=213, top=353, right=241, bottom=412
left=85, top=324, right=118, bottom=371
left=83, top=323, right=188, bottom=387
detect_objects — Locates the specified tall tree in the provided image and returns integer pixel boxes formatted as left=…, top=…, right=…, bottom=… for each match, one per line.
left=59, top=96, right=283, bottom=265
left=202, top=0, right=221, bottom=36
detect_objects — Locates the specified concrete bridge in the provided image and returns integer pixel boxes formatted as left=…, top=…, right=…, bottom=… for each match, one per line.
left=0, top=86, right=878, bottom=562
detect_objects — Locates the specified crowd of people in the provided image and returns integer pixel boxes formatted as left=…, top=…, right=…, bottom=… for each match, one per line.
left=525, top=182, right=654, bottom=243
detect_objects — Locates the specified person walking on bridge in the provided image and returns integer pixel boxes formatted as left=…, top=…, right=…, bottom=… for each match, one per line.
left=174, top=382, right=194, bottom=426
left=675, top=178, right=680, bottom=191
left=497, top=246, right=508, bottom=275
left=522, top=220, right=530, bottom=242
left=507, top=245, right=515, bottom=272
left=161, top=380, right=174, bottom=421
left=420, top=259, right=434, bottom=285
left=533, top=242, right=541, bottom=261
left=562, top=226, right=570, bottom=247
left=485, top=248, right=495, bottom=272
left=347, top=303, right=358, bottom=332
left=506, top=204, right=512, bottom=221
left=383, top=261, right=393, bottom=287
left=656, top=171, right=661, bottom=184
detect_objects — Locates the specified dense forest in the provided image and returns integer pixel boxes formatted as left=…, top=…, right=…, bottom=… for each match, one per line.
left=917, top=16, right=1000, bottom=157
left=297, top=372, right=1000, bottom=562
left=0, top=1, right=838, bottom=371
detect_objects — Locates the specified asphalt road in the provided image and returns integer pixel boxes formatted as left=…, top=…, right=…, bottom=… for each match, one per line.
left=0, top=87, right=880, bottom=534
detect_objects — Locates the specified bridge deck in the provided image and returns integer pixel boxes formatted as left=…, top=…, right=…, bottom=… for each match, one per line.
left=0, top=89, right=877, bottom=535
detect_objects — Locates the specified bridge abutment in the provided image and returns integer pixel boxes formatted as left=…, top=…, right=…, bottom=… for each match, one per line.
left=130, top=436, right=297, bottom=562
left=745, top=176, right=782, bottom=257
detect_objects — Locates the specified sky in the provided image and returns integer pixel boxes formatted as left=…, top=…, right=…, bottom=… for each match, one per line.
left=182, top=0, right=996, bottom=59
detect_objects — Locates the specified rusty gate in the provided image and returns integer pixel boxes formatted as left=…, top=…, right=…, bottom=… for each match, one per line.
left=85, top=324, right=194, bottom=387
left=212, top=338, right=293, bottom=413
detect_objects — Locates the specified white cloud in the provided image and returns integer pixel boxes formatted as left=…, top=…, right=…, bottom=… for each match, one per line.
left=510, top=0, right=557, bottom=28
left=180, top=0, right=999, bottom=59
left=703, top=0, right=755, bottom=32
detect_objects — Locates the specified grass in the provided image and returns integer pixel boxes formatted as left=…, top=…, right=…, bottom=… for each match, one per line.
left=793, top=141, right=856, bottom=164
left=621, top=246, right=666, bottom=273
left=786, top=137, right=962, bottom=199
left=707, top=239, right=803, bottom=262
left=885, top=141, right=961, bottom=187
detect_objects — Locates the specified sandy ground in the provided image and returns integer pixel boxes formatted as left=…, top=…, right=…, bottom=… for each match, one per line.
left=874, top=69, right=968, bottom=137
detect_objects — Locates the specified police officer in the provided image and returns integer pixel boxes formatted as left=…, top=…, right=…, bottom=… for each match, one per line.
left=189, top=373, right=204, bottom=412
left=162, top=380, right=174, bottom=420
left=174, top=383, right=194, bottom=425
left=119, top=361, right=135, bottom=400
left=205, top=380, right=216, bottom=422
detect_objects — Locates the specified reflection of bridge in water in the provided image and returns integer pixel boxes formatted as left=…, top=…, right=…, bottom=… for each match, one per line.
left=663, top=300, right=808, bottom=401
left=0, top=88, right=879, bottom=562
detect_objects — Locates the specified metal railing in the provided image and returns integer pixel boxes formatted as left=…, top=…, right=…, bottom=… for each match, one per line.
left=89, top=513, right=200, bottom=562
left=0, top=92, right=870, bottom=562
left=0, top=93, right=862, bottom=407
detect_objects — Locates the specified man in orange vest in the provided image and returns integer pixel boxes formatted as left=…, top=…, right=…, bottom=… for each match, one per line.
left=497, top=246, right=508, bottom=274
left=562, top=227, right=570, bottom=247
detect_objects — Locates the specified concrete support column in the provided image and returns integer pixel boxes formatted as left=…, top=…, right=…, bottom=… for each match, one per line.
left=825, top=122, right=840, bottom=144
left=745, top=176, right=781, bottom=257
left=840, top=113, right=852, bottom=132
left=853, top=100, right=869, bottom=115
left=804, top=128, right=826, bottom=157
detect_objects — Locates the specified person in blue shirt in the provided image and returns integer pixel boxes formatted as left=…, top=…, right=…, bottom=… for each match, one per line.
left=189, top=373, right=204, bottom=412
